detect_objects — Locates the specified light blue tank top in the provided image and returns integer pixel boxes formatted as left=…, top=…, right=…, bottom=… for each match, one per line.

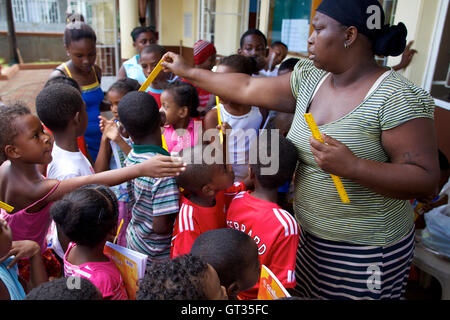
left=0, top=257, right=26, bottom=300
left=123, top=54, right=147, bottom=84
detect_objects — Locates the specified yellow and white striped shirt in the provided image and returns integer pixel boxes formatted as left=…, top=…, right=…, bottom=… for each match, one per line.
left=287, top=59, right=435, bottom=246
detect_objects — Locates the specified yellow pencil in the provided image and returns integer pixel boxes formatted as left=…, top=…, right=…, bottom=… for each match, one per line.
left=216, top=96, right=223, bottom=144
left=139, top=58, right=164, bottom=92
left=0, top=201, right=14, bottom=213
left=161, top=133, right=168, bottom=151
left=114, top=219, right=124, bottom=244
left=304, top=113, right=350, bottom=204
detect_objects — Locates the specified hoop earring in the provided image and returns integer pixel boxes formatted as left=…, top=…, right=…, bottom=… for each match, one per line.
left=344, top=43, right=349, bottom=49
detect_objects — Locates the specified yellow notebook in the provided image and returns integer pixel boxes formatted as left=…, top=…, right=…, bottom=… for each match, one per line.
left=104, top=241, right=147, bottom=300
left=257, top=265, right=291, bottom=300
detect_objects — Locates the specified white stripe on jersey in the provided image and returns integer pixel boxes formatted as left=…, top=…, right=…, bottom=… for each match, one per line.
left=178, top=204, right=185, bottom=233
left=233, top=191, right=246, bottom=200
left=188, top=205, right=194, bottom=231
left=273, top=208, right=290, bottom=237
left=73, top=268, right=92, bottom=279
left=182, top=204, right=190, bottom=232
left=279, top=209, right=298, bottom=235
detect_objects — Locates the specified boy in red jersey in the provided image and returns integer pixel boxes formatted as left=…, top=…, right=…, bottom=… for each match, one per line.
left=170, top=143, right=246, bottom=258
left=226, top=130, right=299, bottom=300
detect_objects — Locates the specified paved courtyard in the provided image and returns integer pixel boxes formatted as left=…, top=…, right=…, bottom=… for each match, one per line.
left=0, top=68, right=53, bottom=113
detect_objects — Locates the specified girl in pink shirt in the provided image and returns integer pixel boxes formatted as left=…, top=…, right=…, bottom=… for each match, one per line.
left=51, top=184, right=128, bottom=300
left=161, top=82, right=202, bottom=154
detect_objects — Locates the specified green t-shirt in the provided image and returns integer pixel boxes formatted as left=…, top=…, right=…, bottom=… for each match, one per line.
left=287, top=59, right=435, bottom=246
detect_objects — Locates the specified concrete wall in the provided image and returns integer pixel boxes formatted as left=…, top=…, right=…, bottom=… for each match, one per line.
left=0, top=33, right=66, bottom=64
left=387, top=0, right=440, bottom=88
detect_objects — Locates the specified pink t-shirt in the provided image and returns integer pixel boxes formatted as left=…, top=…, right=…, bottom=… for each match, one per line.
left=163, top=118, right=201, bottom=154
left=64, top=242, right=128, bottom=300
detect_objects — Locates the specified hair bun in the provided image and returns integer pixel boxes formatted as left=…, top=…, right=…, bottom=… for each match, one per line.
left=373, top=22, right=407, bottom=57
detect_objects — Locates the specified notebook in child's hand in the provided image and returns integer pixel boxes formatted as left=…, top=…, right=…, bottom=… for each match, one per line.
left=257, top=265, right=291, bottom=300
left=104, top=241, right=148, bottom=300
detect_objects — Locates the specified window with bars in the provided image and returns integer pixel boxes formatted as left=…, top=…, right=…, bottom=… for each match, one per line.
left=11, top=0, right=61, bottom=24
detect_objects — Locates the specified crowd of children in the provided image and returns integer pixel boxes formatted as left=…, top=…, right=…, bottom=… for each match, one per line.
left=0, top=15, right=441, bottom=302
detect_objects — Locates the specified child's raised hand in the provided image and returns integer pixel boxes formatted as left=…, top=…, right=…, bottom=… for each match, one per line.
left=0, top=240, right=40, bottom=269
left=103, top=121, right=121, bottom=143
left=216, top=121, right=232, bottom=133
left=137, top=154, right=186, bottom=178
left=99, top=116, right=115, bottom=133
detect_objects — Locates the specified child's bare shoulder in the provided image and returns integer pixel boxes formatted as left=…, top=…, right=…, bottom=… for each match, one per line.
left=0, top=164, right=59, bottom=211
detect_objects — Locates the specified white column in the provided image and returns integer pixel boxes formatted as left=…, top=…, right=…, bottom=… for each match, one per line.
left=119, top=0, right=140, bottom=60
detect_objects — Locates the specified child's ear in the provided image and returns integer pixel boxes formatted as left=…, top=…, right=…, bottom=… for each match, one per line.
left=237, top=48, right=243, bottom=55
left=4, top=144, right=21, bottom=160
left=226, top=282, right=241, bottom=300
left=201, top=184, right=215, bottom=197
left=179, top=106, right=189, bottom=119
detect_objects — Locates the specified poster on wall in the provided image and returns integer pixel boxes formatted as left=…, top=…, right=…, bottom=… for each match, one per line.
left=281, top=19, right=309, bottom=53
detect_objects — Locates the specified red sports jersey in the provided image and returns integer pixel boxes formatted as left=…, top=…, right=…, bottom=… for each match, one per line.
left=171, top=181, right=245, bottom=258
left=226, top=191, right=299, bottom=300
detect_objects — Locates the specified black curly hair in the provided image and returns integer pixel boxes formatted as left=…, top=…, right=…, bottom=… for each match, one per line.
left=218, top=54, right=259, bottom=76
left=0, top=102, right=31, bottom=162
left=107, top=78, right=140, bottom=97
left=249, top=129, right=298, bottom=189
left=136, top=254, right=210, bottom=300
left=50, top=184, right=118, bottom=247
left=45, top=75, right=81, bottom=93
left=164, top=81, right=199, bottom=118
left=25, top=277, right=102, bottom=300
left=190, top=228, right=259, bottom=288
left=36, top=83, right=84, bottom=132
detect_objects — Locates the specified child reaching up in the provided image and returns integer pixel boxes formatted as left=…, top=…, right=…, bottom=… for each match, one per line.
left=226, top=130, right=299, bottom=300
left=118, top=91, right=180, bottom=266
left=204, top=54, right=263, bottom=182
left=139, top=44, right=172, bottom=108
left=190, top=228, right=260, bottom=300
left=161, top=81, right=201, bottom=154
left=137, top=254, right=227, bottom=300
left=0, top=103, right=185, bottom=277
left=51, top=184, right=127, bottom=300
left=96, top=78, right=140, bottom=247
left=171, top=144, right=245, bottom=258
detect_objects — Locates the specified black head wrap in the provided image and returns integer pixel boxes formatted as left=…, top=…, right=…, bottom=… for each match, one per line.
left=316, top=0, right=407, bottom=56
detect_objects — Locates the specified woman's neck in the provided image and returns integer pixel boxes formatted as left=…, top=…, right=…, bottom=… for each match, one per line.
left=330, top=57, right=385, bottom=89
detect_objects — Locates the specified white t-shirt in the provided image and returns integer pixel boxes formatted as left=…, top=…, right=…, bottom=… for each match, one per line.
left=46, top=143, right=94, bottom=259
left=46, top=143, right=94, bottom=180
left=214, top=104, right=263, bottom=181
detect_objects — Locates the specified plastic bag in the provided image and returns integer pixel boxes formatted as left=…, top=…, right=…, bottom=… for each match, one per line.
left=421, top=204, right=450, bottom=258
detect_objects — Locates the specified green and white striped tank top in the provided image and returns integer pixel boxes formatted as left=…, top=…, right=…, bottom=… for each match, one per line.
left=287, top=59, right=435, bottom=246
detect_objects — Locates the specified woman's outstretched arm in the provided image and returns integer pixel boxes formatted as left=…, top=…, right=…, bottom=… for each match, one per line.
left=162, top=52, right=296, bottom=113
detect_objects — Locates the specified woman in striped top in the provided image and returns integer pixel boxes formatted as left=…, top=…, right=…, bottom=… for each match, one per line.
left=161, top=0, right=440, bottom=299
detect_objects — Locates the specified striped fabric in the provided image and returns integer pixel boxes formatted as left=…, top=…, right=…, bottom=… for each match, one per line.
left=125, top=147, right=180, bottom=266
left=287, top=59, right=435, bottom=246
left=293, top=226, right=415, bottom=300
